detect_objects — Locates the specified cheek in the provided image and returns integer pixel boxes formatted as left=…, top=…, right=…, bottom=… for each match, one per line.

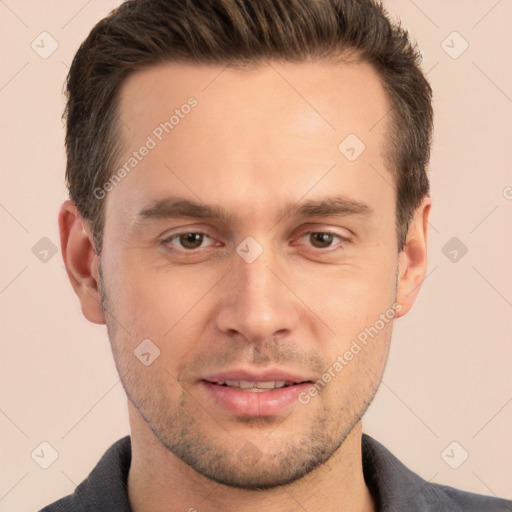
left=105, top=260, right=221, bottom=345
left=303, top=255, right=398, bottom=336
left=323, top=318, right=393, bottom=407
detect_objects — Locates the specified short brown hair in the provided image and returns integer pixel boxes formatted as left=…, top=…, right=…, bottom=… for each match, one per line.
left=64, top=0, right=433, bottom=254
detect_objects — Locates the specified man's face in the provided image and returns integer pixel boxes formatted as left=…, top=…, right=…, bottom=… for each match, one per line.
left=99, top=60, right=399, bottom=488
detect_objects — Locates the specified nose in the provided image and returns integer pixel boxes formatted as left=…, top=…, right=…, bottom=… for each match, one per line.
left=215, top=248, right=300, bottom=344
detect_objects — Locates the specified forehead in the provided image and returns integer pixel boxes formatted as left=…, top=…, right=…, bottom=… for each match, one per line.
left=117, top=59, right=390, bottom=142
left=109, top=60, right=392, bottom=224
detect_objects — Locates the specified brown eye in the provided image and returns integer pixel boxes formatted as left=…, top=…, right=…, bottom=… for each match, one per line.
left=164, top=232, right=212, bottom=250
left=178, top=233, right=205, bottom=249
left=309, top=232, right=336, bottom=248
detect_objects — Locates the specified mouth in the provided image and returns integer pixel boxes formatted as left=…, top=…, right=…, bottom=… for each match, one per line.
left=200, top=371, right=314, bottom=416
left=205, top=379, right=308, bottom=392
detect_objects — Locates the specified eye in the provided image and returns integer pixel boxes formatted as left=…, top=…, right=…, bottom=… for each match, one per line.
left=299, top=231, right=347, bottom=249
left=163, top=232, right=215, bottom=250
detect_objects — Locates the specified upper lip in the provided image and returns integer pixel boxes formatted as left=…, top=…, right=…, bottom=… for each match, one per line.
left=202, top=369, right=313, bottom=385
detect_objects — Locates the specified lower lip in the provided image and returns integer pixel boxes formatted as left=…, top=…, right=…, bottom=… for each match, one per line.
left=201, top=381, right=312, bottom=417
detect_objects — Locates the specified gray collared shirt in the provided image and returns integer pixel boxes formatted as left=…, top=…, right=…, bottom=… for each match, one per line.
left=39, top=434, right=512, bottom=511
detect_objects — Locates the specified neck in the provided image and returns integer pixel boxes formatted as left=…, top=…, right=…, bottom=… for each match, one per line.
left=127, top=410, right=374, bottom=512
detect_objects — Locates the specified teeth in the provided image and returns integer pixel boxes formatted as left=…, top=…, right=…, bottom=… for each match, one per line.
left=255, top=381, right=273, bottom=389
left=217, top=380, right=290, bottom=390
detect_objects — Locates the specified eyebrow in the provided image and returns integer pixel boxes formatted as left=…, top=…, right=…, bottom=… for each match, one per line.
left=135, top=195, right=372, bottom=226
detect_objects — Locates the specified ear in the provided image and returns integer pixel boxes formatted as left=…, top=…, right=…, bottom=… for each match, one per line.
left=58, top=200, right=106, bottom=324
left=395, top=196, right=431, bottom=319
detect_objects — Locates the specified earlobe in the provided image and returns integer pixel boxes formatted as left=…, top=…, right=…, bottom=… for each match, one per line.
left=395, top=196, right=431, bottom=319
left=58, top=200, right=106, bottom=325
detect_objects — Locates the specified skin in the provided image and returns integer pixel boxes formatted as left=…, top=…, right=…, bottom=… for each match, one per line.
left=59, top=60, right=430, bottom=512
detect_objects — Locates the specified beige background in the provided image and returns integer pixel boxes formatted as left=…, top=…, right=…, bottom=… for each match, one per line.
left=1, top=1, right=511, bottom=510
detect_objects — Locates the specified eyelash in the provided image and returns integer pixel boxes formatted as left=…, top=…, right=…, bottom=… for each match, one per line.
left=162, top=230, right=349, bottom=251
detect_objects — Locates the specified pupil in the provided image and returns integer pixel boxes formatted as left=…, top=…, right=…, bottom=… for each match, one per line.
left=180, top=233, right=203, bottom=249
left=311, top=232, right=333, bottom=248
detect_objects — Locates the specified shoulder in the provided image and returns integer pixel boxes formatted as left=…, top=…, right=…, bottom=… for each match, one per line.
left=38, top=496, right=76, bottom=512
left=432, top=482, right=512, bottom=511
left=362, top=434, right=512, bottom=511
left=37, top=436, right=132, bottom=512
